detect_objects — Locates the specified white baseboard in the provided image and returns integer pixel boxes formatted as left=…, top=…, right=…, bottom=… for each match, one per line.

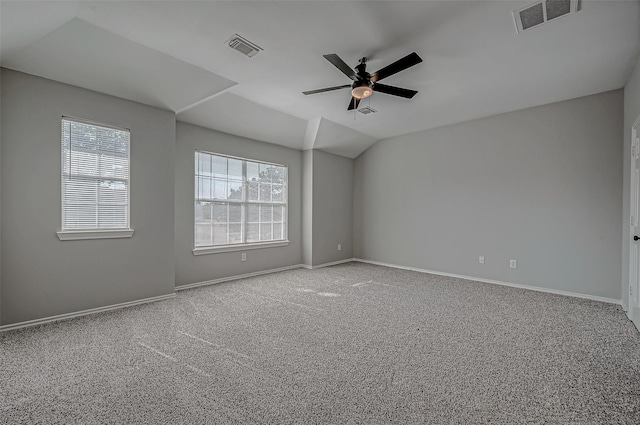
left=353, top=258, right=622, bottom=305
left=301, top=258, right=355, bottom=270
left=175, top=264, right=306, bottom=291
left=0, top=293, right=176, bottom=332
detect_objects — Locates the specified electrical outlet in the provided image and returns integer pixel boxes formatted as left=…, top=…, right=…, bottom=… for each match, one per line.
left=241, top=253, right=246, bottom=262
left=510, top=259, right=517, bottom=269
left=479, top=256, right=485, bottom=264
left=338, top=244, right=342, bottom=251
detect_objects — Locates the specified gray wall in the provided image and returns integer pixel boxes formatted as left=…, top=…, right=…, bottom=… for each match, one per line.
left=622, top=55, right=640, bottom=310
left=1, top=69, right=176, bottom=325
left=354, top=90, right=623, bottom=300
left=174, top=122, right=303, bottom=287
left=302, top=150, right=313, bottom=266
left=311, top=150, right=353, bottom=265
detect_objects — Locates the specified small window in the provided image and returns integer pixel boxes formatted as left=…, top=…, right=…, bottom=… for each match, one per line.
left=194, top=151, right=288, bottom=250
left=60, top=118, right=131, bottom=233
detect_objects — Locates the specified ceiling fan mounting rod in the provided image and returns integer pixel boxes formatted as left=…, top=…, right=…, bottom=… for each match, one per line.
left=355, top=58, right=369, bottom=79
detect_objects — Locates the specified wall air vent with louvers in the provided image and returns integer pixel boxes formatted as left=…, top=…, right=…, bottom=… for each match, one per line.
left=513, top=0, right=578, bottom=33
left=226, top=34, right=263, bottom=58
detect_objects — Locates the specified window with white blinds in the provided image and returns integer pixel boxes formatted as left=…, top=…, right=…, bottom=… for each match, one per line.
left=195, top=151, right=288, bottom=248
left=61, top=118, right=130, bottom=231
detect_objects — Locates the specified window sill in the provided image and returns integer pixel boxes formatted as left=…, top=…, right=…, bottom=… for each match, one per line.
left=193, top=240, right=290, bottom=256
left=57, top=229, right=135, bottom=241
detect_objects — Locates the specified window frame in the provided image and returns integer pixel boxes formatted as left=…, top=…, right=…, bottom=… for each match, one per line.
left=56, top=116, right=134, bottom=241
left=192, top=150, right=289, bottom=255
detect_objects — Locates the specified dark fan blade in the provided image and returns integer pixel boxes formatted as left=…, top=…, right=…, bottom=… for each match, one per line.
left=324, top=54, right=358, bottom=81
left=302, top=84, right=351, bottom=95
left=347, top=97, right=361, bottom=110
left=373, top=83, right=418, bottom=99
left=370, top=52, right=422, bottom=83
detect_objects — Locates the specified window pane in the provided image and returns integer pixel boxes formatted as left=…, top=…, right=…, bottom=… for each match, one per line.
left=98, top=180, right=127, bottom=205
left=260, top=223, right=272, bottom=241
left=197, top=152, right=211, bottom=176
left=63, top=204, right=97, bottom=229
left=68, top=151, right=98, bottom=177
left=195, top=201, right=211, bottom=222
left=260, top=183, right=271, bottom=202
left=247, top=162, right=259, bottom=181
left=213, top=179, right=227, bottom=199
left=198, top=177, right=211, bottom=199
left=273, top=206, right=283, bottom=222
left=228, top=180, right=243, bottom=200
left=195, top=223, right=212, bottom=246
left=100, top=156, right=128, bottom=179
left=229, top=204, right=242, bottom=223
left=248, top=204, right=259, bottom=222
left=259, top=164, right=272, bottom=182
left=212, top=156, right=227, bottom=177
left=248, top=182, right=259, bottom=201
left=271, top=166, right=285, bottom=185
left=260, top=205, right=272, bottom=222
left=98, top=205, right=127, bottom=228
left=213, top=202, right=228, bottom=222
left=228, top=158, right=242, bottom=179
left=229, top=224, right=242, bottom=244
left=272, top=184, right=283, bottom=202
left=273, top=223, right=283, bottom=240
left=212, top=224, right=228, bottom=245
left=64, top=178, right=98, bottom=204
left=247, top=223, right=259, bottom=243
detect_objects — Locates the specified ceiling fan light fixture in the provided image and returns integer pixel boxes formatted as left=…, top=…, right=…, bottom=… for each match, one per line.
left=352, top=81, right=373, bottom=99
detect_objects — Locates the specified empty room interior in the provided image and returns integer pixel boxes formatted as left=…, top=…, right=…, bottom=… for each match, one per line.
left=2, top=0, right=640, bottom=423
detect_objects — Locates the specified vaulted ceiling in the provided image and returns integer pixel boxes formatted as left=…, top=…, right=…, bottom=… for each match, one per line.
left=2, top=1, right=639, bottom=158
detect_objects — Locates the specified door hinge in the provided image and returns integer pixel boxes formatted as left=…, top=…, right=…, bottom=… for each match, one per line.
left=630, top=285, right=633, bottom=297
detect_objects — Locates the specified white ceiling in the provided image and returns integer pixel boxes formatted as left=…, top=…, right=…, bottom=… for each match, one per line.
left=2, top=1, right=639, bottom=159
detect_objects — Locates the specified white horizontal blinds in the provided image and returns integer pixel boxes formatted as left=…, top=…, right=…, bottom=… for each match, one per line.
left=194, top=151, right=287, bottom=248
left=61, top=119, right=130, bottom=230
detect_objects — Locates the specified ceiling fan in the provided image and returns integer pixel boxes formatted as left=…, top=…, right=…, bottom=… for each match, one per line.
left=303, top=52, right=423, bottom=110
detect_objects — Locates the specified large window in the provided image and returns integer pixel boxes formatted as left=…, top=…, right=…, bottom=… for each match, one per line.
left=60, top=118, right=130, bottom=234
left=195, top=151, right=288, bottom=249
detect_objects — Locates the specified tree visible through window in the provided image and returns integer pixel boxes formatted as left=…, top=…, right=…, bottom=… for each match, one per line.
left=61, top=118, right=130, bottom=230
left=195, top=151, right=288, bottom=247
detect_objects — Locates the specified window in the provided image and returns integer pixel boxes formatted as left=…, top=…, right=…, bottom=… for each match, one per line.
left=194, top=151, right=288, bottom=252
left=58, top=118, right=132, bottom=240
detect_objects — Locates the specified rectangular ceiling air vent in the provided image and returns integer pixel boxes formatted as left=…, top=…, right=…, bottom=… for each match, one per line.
left=226, top=34, right=262, bottom=58
left=358, top=106, right=377, bottom=115
left=513, top=0, right=578, bottom=33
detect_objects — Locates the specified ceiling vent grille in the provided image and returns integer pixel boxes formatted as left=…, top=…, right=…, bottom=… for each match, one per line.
left=226, top=34, right=262, bottom=58
left=358, top=106, right=377, bottom=115
left=513, top=0, right=578, bottom=33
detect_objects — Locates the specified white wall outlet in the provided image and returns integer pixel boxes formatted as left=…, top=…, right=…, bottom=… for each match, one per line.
left=510, top=259, right=517, bottom=269
left=479, top=256, right=485, bottom=264
left=338, top=244, right=342, bottom=251
left=241, top=253, right=247, bottom=262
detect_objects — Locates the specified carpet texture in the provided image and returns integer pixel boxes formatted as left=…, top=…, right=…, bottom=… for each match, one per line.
left=1, top=262, right=639, bottom=424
